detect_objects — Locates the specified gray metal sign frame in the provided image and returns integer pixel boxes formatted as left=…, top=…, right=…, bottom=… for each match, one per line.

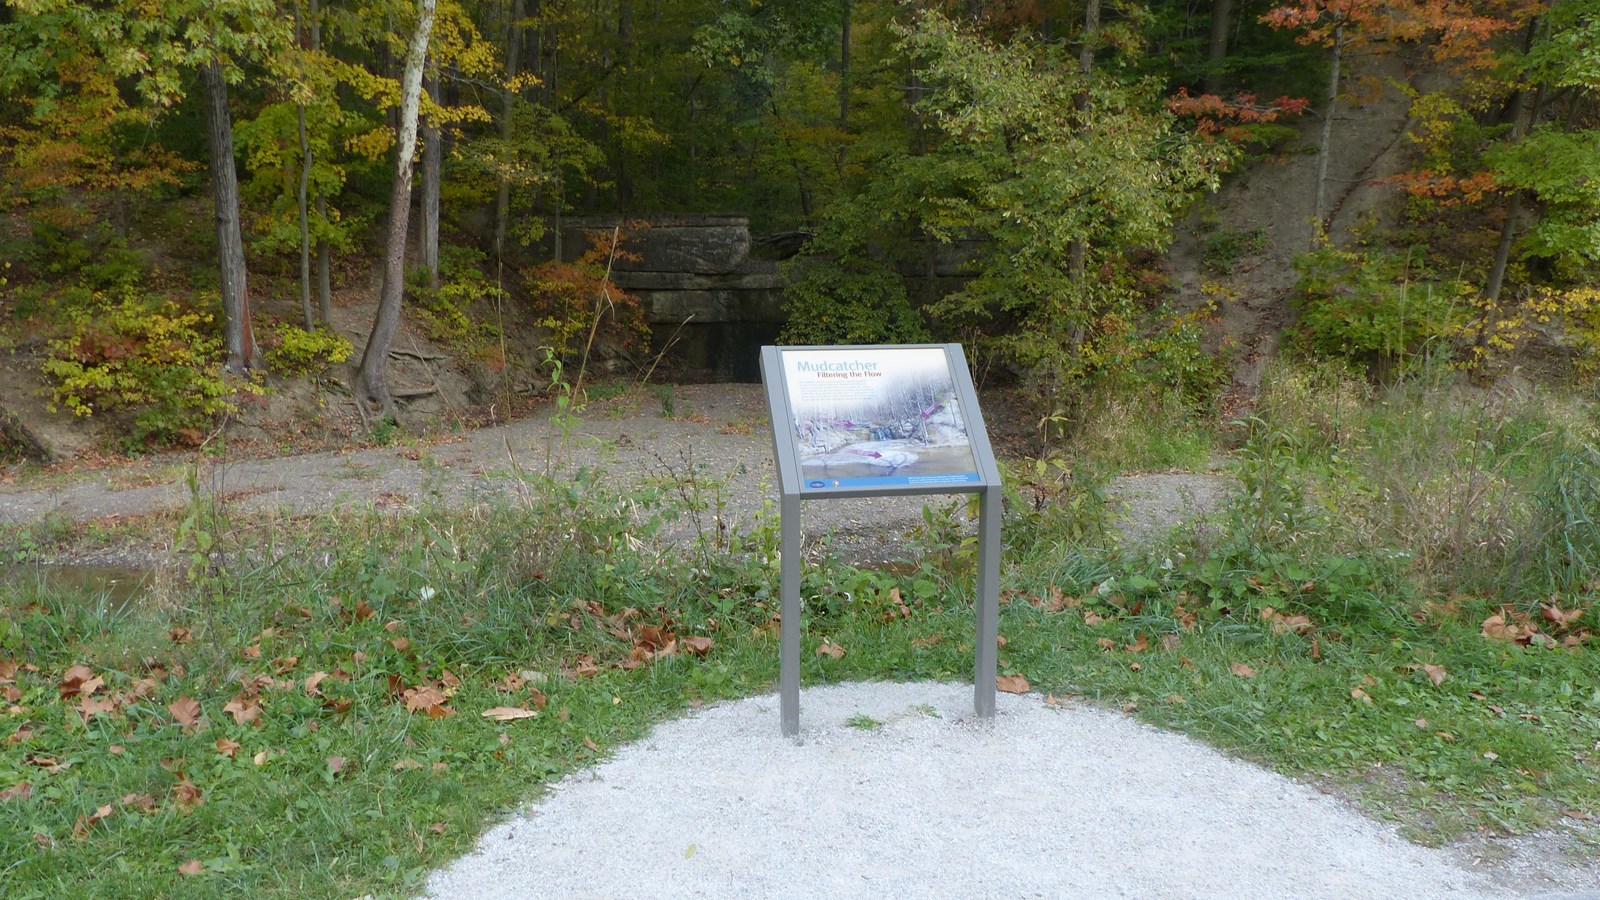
left=760, top=343, right=1003, bottom=736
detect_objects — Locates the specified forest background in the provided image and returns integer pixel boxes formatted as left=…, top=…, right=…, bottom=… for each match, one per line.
left=1, top=0, right=1597, bottom=456
left=6, top=3, right=1600, bottom=896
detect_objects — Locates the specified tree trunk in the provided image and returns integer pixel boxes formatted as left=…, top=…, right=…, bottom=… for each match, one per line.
left=1069, top=0, right=1100, bottom=284
left=311, top=0, right=333, bottom=326
left=1313, top=23, right=1343, bottom=236
left=1477, top=70, right=1545, bottom=362
left=296, top=5, right=315, bottom=331
left=201, top=62, right=259, bottom=373
left=419, top=70, right=441, bottom=291
left=494, top=0, right=524, bottom=265
left=355, top=0, right=437, bottom=419
left=839, top=0, right=851, bottom=126
left=1206, top=0, right=1232, bottom=94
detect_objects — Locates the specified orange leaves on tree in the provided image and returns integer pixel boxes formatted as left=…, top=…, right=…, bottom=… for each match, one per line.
left=1166, top=89, right=1310, bottom=142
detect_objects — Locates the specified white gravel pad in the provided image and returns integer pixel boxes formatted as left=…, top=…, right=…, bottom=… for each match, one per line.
left=423, top=681, right=1503, bottom=900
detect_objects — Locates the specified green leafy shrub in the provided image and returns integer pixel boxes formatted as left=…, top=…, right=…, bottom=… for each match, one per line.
left=522, top=230, right=646, bottom=360
left=41, top=295, right=237, bottom=448
left=266, top=324, right=353, bottom=377
left=27, top=222, right=146, bottom=290
left=410, top=247, right=504, bottom=353
left=778, top=258, right=929, bottom=345
left=1290, top=245, right=1471, bottom=368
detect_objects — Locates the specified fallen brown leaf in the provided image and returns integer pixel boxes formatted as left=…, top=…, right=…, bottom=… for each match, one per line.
left=327, top=756, right=346, bottom=775
left=402, top=684, right=454, bottom=718
left=996, top=674, right=1030, bottom=694
left=242, top=644, right=262, bottom=659
left=1420, top=663, right=1447, bottom=687
left=481, top=707, right=539, bottom=722
left=816, top=641, right=846, bottom=659
left=1230, top=663, right=1256, bottom=679
left=0, top=782, right=32, bottom=802
left=167, top=627, right=191, bottom=644
left=178, top=859, right=204, bottom=876
left=77, top=695, right=118, bottom=721
left=171, top=774, right=203, bottom=812
left=680, top=635, right=714, bottom=657
left=168, top=697, right=202, bottom=729
left=1125, top=635, right=1148, bottom=654
left=72, top=804, right=114, bottom=840
left=58, top=665, right=101, bottom=700
left=1351, top=687, right=1373, bottom=704
left=304, top=672, right=329, bottom=695
left=222, top=694, right=260, bottom=726
left=1160, top=633, right=1180, bottom=652
left=215, top=738, right=241, bottom=758
left=119, top=793, right=156, bottom=813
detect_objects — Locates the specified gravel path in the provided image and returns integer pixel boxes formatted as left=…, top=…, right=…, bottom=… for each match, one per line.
left=0, top=384, right=1229, bottom=563
left=1, top=386, right=956, bottom=563
left=423, top=681, right=1595, bottom=900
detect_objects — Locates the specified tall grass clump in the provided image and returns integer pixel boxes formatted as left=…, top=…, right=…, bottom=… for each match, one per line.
left=1235, top=355, right=1599, bottom=605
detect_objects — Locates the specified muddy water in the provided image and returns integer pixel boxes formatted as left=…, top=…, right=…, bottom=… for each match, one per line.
left=799, top=445, right=979, bottom=481
left=2, top=564, right=153, bottom=610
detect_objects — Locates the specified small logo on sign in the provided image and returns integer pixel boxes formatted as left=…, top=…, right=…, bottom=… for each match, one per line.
left=807, top=480, right=827, bottom=488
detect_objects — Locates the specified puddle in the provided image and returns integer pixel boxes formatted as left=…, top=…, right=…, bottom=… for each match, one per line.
left=2, top=564, right=154, bottom=611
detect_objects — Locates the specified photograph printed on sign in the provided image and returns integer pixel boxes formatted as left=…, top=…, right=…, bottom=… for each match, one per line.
left=781, top=347, right=980, bottom=490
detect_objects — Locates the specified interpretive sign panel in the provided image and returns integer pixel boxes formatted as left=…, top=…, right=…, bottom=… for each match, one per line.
left=764, top=344, right=999, bottom=499
left=761, top=344, right=1002, bottom=737
left=779, top=347, right=981, bottom=491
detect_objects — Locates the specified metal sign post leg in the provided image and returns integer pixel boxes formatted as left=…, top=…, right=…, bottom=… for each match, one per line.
left=974, top=485, right=1001, bottom=718
left=780, top=493, right=802, bottom=737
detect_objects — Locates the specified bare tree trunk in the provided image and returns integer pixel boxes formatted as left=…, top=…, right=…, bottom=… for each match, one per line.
left=419, top=69, right=441, bottom=291
left=201, top=62, right=259, bottom=373
left=495, top=0, right=525, bottom=264
left=839, top=0, right=851, bottom=126
left=296, top=6, right=315, bottom=330
left=1205, top=0, right=1232, bottom=94
left=1313, top=23, right=1343, bottom=236
left=311, top=0, right=333, bottom=326
left=355, top=0, right=437, bottom=419
left=1069, top=0, right=1100, bottom=285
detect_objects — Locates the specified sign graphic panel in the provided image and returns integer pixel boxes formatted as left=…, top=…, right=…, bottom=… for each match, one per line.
left=779, top=347, right=981, bottom=491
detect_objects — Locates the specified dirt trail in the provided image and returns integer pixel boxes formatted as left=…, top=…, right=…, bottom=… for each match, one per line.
left=1167, top=45, right=1445, bottom=400
left=0, top=383, right=1228, bottom=565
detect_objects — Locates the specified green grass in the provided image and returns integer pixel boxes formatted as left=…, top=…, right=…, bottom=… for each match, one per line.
left=3, top=368, right=1599, bottom=897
